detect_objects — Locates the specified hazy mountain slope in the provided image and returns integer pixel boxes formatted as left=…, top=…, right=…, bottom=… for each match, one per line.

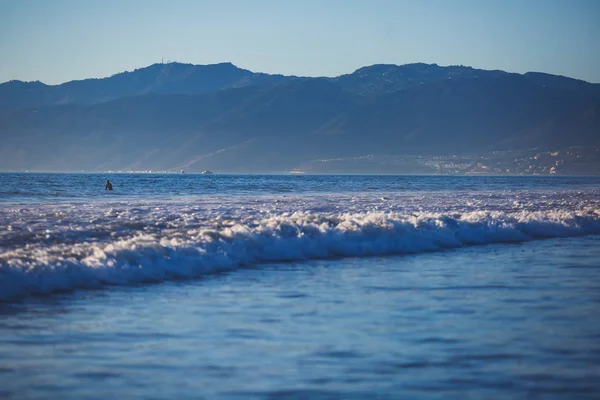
left=1, top=62, right=599, bottom=173
left=0, top=62, right=293, bottom=109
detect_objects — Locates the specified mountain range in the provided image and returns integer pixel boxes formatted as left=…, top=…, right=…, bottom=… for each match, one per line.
left=1, top=62, right=599, bottom=173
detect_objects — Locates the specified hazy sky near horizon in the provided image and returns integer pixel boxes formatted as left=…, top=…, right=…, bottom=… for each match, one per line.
left=1, top=0, right=599, bottom=84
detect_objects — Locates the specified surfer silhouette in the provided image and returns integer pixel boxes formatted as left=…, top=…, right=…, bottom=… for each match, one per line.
left=105, top=180, right=113, bottom=191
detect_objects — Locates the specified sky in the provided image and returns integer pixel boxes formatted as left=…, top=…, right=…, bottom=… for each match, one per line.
left=0, top=0, right=599, bottom=84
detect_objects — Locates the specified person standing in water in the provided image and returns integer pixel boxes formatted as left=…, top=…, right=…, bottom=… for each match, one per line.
left=105, top=179, right=113, bottom=191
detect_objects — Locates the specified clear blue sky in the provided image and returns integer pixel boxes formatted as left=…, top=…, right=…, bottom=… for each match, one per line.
left=1, top=0, right=599, bottom=84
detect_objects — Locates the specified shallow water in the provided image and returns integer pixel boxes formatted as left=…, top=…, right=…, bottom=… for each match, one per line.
left=2, top=236, right=600, bottom=399
left=1, top=174, right=600, bottom=398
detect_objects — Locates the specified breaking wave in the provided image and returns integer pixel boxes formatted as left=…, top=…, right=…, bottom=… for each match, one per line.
left=2, top=198, right=600, bottom=301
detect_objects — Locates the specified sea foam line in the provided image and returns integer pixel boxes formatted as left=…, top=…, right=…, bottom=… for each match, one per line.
left=1, top=209, right=599, bottom=301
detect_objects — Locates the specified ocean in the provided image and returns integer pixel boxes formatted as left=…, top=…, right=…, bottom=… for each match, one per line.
left=1, top=173, right=600, bottom=399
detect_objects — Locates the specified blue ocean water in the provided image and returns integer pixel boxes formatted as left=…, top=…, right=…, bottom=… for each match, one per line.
left=1, top=173, right=600, bottom=399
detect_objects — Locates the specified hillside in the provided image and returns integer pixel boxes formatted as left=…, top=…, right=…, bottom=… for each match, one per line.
left=1, top=62, right=599, bottom=173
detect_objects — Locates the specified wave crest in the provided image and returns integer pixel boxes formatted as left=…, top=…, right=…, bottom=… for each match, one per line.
left=1, top=209, right=599, bottom=301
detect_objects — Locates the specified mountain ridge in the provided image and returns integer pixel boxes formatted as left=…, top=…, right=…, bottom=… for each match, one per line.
left=1, top=62, right=599, bottom=174
left=3, top=61, right=599, bottom=108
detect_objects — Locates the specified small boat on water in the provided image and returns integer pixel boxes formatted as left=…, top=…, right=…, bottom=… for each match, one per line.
left=202, top=170, right=214, bottom=175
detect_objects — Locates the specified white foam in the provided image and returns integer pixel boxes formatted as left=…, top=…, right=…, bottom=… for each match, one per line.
left=1, top=190, right=599, bottom=301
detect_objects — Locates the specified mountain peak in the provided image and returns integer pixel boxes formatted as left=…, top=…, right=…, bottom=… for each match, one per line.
left=351, top=63, right=439, bottom=75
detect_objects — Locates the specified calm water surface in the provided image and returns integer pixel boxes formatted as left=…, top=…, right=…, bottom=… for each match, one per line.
left=1, top=173, right=600, bottom=202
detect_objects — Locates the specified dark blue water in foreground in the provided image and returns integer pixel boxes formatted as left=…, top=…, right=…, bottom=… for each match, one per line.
left=1, top=174, right=600, bottom=399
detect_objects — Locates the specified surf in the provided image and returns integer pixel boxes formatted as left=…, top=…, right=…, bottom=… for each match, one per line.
left=2, top=206, right=599, bottom=302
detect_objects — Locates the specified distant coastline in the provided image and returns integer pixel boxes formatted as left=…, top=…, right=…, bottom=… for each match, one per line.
left=1, top=62, right=598, bottom=175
